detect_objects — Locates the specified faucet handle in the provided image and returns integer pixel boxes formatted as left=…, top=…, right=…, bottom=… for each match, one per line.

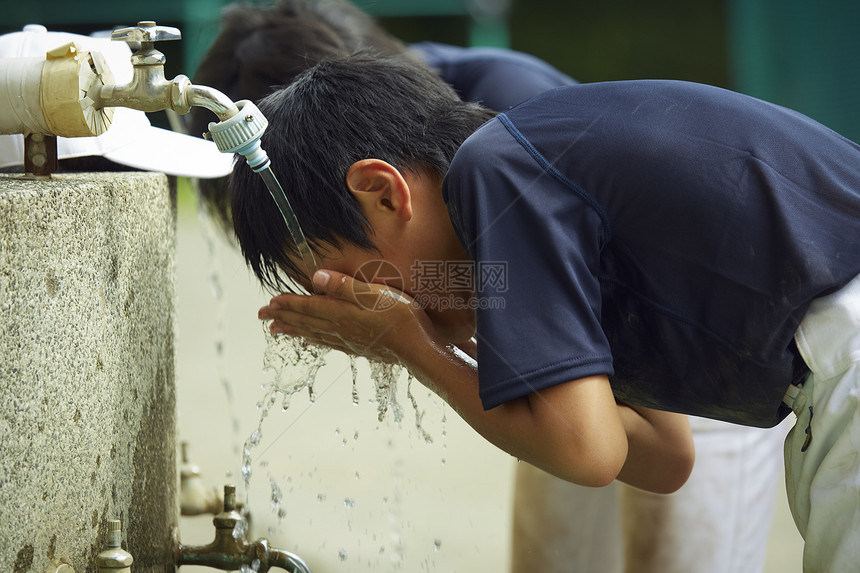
left=110, top=21, right=181, bottom=45
left=223, top=484, right=237, bottom=512
left=213, top=485, right=244, bottom=531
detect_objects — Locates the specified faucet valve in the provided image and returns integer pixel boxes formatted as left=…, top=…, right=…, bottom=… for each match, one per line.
left=213, top=484, right=245, bottom=531
left=96, top=520, right=133, bottom=573
left=110, top=22, right=180, bottom=67
left=176, top=484, right=312, bottom=572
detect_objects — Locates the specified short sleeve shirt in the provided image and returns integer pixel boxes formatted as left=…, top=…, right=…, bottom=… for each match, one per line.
left=410, top=42, right=578, bottom=111
left=443, top=80, right=860, bottom=427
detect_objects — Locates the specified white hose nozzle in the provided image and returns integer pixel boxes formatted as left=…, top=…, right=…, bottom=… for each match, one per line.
left=207, top=100, right=270, bottom=171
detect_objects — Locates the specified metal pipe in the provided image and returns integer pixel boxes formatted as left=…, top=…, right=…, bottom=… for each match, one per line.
left=267, top=548, right=313, bottom=573
left=95, top=72, right=238, bottom=121
left=187, top=84, right=240, bottom=123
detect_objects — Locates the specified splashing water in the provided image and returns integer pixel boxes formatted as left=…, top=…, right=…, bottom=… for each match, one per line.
left=239, top=325, right=445, bottom=558
left=349, top=356, right=360, bottom=405
left=263, top=327, right=331, bottom=410
left=369, top=361, right=404, bottom=423
left=240, top=327, right=330, bottom=497
left=270, top=476, right=286, bottom=520
left=241, top=334, right=438, bottom=493
left=406, top=374, right=433, bottom=445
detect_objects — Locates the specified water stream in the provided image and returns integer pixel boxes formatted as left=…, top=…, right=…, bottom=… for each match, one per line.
left=229, top=163, right=447, bottom=567
left=237, top=326, right=447, bottom=567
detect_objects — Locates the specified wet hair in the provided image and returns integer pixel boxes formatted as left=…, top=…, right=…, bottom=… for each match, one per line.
left=229, top=52, right=496, bottom=293
left=188, top=0, right=407, bottom=235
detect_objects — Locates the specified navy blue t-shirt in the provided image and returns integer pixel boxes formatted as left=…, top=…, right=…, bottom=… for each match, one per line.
left=443, top=80, right=860, bottom=427
left=410, top=41, right=578, bottom=111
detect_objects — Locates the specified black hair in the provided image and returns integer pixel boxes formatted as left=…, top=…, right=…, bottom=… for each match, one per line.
left=188, top=0, right=408, bottom=235
left=229, top=52, right=496, bottom=293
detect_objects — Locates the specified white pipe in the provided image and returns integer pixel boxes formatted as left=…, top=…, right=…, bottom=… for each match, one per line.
left=0, top=43, right=111, bottom=138
left=0, top=57, right=50, bottom=135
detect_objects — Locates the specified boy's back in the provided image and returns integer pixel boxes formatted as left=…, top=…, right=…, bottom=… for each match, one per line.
left=444, top=79, right=860, bottom=426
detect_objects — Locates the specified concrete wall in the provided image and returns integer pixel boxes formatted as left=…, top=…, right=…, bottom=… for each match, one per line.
left=0, top=172, right=178, bottom=573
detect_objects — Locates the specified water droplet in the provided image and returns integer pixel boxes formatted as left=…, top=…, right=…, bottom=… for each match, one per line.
left=232, top=519, right=248, bottom=540
left=338, top=549, right=348, bottom=561
left=269, top=477, right=283, bottom=515
left=343, top=498, right=355, bottom=508
left=434, top=539, right=442, bottom=551
left=350, top=356, right=360, bottom=405
left=317, top=493, right=327, bottom=502
left=207, top=271, right=221, bottom=298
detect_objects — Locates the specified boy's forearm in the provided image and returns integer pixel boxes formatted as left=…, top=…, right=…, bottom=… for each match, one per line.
left=394, top=330, right=630, bottom=488
left=396, top=329, right=693, bottom=493
left=615, top=402, right=695, bottom=493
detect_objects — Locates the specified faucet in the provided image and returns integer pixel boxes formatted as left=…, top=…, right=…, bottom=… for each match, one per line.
left=176, top=485, right=312, bottom=573
left=93, top=21, right=239, bottom=123
left=179, top=442, right=224, bottom=517
left=0, top=19, right=272, bottom=177
left=96, top=520, right=133, bottom=573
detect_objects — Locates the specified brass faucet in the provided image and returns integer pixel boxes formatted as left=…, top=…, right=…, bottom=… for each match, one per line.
left=176, top=485, right=311, bottom=573
left=179, top=442, right=224, bottom=517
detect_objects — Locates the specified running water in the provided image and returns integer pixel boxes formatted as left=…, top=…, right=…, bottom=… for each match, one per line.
left=406, top=374, right=434, bottom=445
left=238, top=327, right=447, bottom=566
left=241, top=166, right=445, bottom=565
left=369, top=361, right=404, bottom=423
left=240, top=328, right=330, bottom=497
left=350, top=356, right=360, bottom=405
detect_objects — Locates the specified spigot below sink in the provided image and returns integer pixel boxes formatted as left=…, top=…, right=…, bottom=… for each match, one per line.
left=176, top=485, right=311, bottom=573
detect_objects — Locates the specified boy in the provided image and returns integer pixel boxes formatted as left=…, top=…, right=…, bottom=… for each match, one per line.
left=236, top=54, right=860, bottom=572
left=198, top=4, right=787, bottom=570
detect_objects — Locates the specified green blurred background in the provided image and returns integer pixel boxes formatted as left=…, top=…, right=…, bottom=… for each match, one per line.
left=4, top=0, right=859, bottom=141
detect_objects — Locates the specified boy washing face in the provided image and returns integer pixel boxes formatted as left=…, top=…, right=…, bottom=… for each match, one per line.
left=235, top=53, right=860, bottom=571
left=235, top=54, right=691, bottom=492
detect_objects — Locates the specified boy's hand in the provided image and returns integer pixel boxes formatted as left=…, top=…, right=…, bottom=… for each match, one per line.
left=258, top=269, right=436, bottom=364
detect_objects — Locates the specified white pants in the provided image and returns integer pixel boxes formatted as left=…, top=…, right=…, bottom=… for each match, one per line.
left=787, top=272, right=860, bottom=572
left=511, top=416, right=789, bottom=573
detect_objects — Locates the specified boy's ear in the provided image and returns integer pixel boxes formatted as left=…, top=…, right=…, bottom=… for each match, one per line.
left=346, top=159, right=413, bottom=221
